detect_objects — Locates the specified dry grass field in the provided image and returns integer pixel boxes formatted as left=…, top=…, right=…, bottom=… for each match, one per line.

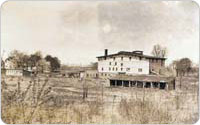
left=1, top=75, right=199, bottom=124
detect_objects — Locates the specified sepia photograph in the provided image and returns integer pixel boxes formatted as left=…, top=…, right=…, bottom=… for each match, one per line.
left=1, top=1, right=199, bottom=124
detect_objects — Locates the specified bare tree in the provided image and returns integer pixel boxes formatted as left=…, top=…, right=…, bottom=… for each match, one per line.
left=29, top=51, right=42, bottom=68
left=45, top=55, right=61, bottom=72
left=175, top=58, right=192, bottom=89
left=90, top=62, right=98, bottom=70
left=177, top=58, right=192, bottom=76
left=151, top=44, right=167, bottom=58
left=171, top=60, right=179, bottom=77
left=8, top=50, right=29, bottom=68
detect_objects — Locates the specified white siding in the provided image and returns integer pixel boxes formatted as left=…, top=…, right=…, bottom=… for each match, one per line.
left=6, top=70, right=23, bottom=76
left=98, top=56, right=149, bottom=75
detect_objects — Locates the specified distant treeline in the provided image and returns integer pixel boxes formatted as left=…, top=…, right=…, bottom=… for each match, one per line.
left=2, top=50, right=61, bottom=72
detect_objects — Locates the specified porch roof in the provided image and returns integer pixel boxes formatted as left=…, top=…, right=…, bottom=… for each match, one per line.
left=109, top=75, right=175, bottom=83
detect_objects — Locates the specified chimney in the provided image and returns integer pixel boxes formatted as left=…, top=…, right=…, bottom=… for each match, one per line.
left=133, top=50, right=143, bottom=55
left=105, top=49, right=108, bottom=56
left=104, top=49, right=108, bottom=60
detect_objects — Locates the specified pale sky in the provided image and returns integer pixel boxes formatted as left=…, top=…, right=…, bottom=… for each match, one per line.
left=1, top=1, right=199, bottom=65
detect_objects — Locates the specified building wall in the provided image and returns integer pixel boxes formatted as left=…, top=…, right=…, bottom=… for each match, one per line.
left=149, top=59, right=165, bottom=73
left=85, top=70, right=98, bottom=78
left=98, top=55, right=149, bottom=75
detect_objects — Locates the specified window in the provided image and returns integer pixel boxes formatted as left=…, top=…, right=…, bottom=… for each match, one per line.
left=115, top=62, right=117, bottom=65
left=129, top=57, right=132, bottom=61
left=113, top=57, right=116, bottom=61
left=138, top=68, right=142, bottom=72
left=126, top=68, right=130, bottom=71
left=116, top=67, right=118, bottom=71
left=109, top=67, right=111, bottom=71
left=139, top=57, right=142, bottom=60
left=121, top=63, right=123, bottom=66
left=109, top=62, right=112, bottom=65
left=121, top=68, right=123, bottom=71
left=102, top=67, right=104, bottom=71
left=121, top=57, right=123, bottom=61
left=112, top=67, right=115, bottom=71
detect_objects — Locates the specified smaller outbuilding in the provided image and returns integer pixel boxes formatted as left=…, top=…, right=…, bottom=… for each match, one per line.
left=5, top=69, right=33, bottom=77
left=109, top=75, right=176, bottom=90
left=60, top=70, right=85, bottom=78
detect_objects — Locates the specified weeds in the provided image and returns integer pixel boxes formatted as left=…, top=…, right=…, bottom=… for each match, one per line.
left=1, top=75, right=199, bottom=124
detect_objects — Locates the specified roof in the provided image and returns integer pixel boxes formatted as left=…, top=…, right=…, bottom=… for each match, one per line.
left=96, top=51, right=166, bottom=60
left=110, top=74, right=175, bottom=83
left=60, top=69, right=85, bottom=74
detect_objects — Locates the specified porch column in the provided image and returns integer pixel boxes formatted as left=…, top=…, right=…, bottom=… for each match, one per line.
left=158, top=83, right=160, bottom=89
left=122, top=80, right=124, bottom=87
left=166, top=83, right=168, bottom=90
left=115, top=80, right=117, bottom=87
left=136, top=81, right=138, bottom=88
left=143, top=82, right=145, bottom=88
left=150, top=82, right=153, bottom=88
left=128, top=81, right=131, bottom=87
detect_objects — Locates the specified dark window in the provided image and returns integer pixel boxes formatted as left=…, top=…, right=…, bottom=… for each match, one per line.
left=102, top=67, right=104, bottom=71
left=129, top=57, right=132, bottom=61
left=121, top=57, right=123, bottom=61
left=116, top=67, right=118, bottom=71
left=121, top=63, right=123, bottom=66
left=138, top=68, right=142, bottom=72
left=113, top=57, right=116, bottom=61
left=109, top=62, right=112, bottom=65
left=112, top=67, right=115, bottom=71
left=160, top=83, right=166, bottom=89
left=121, top=68, right=123, bottom=71
left=126, top=68, right=130, bottom=71
left=115, top=62, right=117, bottom=65
left=145, top=82, right=151, bottom=88
left=139, top=57, right=142, bottom=60
left=109, top=67, right=111, bottom=71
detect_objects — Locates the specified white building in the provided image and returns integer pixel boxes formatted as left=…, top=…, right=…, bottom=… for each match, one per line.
left=5, top=69, right=23, bottom=76
left=97, top=49, right=166, bottom=76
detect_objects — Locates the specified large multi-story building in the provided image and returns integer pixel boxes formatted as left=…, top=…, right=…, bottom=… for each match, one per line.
left=97, top=49, right=166, bottom=75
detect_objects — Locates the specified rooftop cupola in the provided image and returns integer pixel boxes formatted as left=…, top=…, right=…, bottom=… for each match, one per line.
left=132, top=50, right=143, bottom=55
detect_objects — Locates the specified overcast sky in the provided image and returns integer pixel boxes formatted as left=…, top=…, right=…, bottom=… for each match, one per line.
left=1, top=1, right=199, bottom=65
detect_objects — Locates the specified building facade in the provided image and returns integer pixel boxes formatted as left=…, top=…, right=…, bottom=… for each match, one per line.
left=97, top=49, right=166, bottom=75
